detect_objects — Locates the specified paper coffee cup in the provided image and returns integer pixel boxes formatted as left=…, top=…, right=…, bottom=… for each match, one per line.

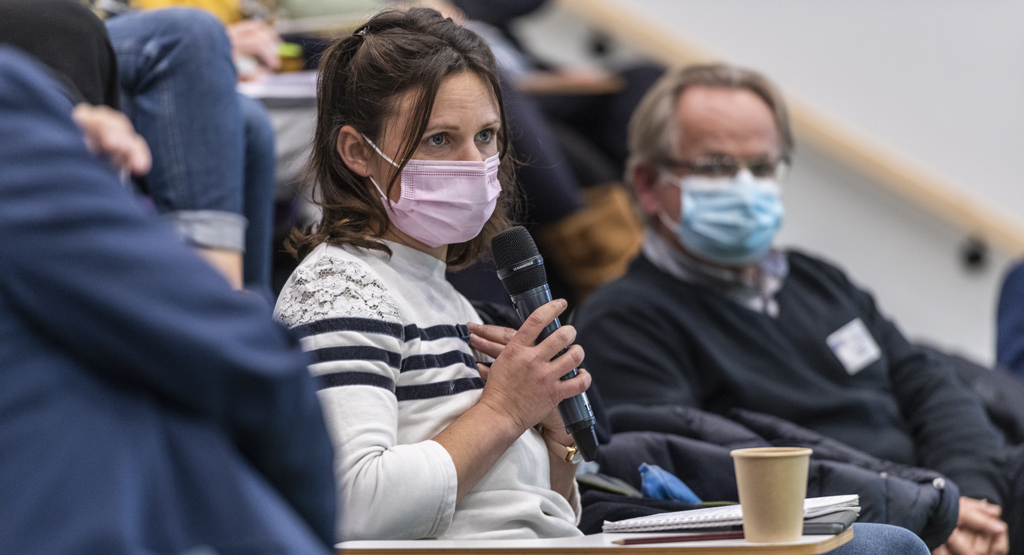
left=730, top=447, right=813, bottom=543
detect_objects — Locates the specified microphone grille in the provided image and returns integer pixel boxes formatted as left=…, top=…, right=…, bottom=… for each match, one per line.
left=491, top=226, right=547, bottom=296
left=491, top=226, right=539, bottom=268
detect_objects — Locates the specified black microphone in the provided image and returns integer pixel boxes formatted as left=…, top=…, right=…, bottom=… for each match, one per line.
left=491, top=226, right=598, bottom=462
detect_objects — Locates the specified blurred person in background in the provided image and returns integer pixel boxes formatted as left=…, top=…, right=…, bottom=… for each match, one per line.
left=574, top=63, right=1017, bottom=555
left=84, top=0, right=280, bottom=300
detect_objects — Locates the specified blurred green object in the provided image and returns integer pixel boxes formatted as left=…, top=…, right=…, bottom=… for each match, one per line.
left=278, top=42, right=302, bottom=58
left=278, top=41, right=304, bottom=72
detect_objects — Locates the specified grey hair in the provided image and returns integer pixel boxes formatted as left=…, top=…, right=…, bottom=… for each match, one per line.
left=625, top=63, right=793, bottom=188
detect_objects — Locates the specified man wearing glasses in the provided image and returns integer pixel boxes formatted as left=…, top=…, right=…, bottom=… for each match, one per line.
left=575, top=63, right=1015, bottom=555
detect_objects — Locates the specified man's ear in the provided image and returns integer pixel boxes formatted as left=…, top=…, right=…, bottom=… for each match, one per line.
left=336, top=125, right=371, bottom=177
left=632, top=163, right=663, bottom=217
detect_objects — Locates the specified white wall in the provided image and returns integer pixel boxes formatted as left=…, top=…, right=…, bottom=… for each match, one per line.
left=513, top=1, right=1024, bottom=364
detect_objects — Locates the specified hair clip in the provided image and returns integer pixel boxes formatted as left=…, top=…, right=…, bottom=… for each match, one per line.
left=354, top=26, right=368, bottom=36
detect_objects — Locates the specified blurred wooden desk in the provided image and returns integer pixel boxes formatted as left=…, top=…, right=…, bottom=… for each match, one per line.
left=338, top=528, right=852, bottom=554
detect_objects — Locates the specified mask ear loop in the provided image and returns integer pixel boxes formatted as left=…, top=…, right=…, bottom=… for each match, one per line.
left=657, top=167, right=683, bottom=189
left=362, top=134, right=400, bottom=205
left=655, top=167, right=684, bottom=229
left=658, top=210, right=681, bottom=231
left=363, top=135, right=400, bottom=168
left=367, top=176, right=390, bottom=204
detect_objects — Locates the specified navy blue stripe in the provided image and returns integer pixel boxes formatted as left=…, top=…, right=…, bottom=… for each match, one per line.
left=317, top=371, right=396, bottom=393
left=293, top=318, right=404, bottom=340
left=396, top=377, right=484, bottom=401
left=403, top=323, right=470, bottom=342
left=401, top=350, right=477, bottom=372
left=312, top=346, right=402, bottom=369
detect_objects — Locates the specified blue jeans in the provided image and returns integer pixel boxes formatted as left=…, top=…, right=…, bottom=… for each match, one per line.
left=106, top=8, right=275, bottom=300
left=827, top=523, right=930, bottom=555
left=240, top=93, right=276, bottom=301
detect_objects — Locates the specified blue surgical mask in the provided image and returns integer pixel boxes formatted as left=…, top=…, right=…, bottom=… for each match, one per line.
left=659, top=169, right=784, bottom=265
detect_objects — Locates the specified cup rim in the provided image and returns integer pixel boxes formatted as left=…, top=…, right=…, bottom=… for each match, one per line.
left=730, top=447, right=813, bottom=458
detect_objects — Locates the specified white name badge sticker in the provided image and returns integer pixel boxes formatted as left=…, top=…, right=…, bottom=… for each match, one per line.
left=826, top=318, right=881, bottom=375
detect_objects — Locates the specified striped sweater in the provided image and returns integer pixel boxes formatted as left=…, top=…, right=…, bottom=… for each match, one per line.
left=274, top=240, right=580, bottom=541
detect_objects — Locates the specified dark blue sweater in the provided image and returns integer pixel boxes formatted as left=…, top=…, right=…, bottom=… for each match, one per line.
left=0, top=48, right=335, bottom=554
left=576, top=251, right=1008, bottom=505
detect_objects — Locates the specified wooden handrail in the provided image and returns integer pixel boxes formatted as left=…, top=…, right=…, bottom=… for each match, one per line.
left=558, top=0, right=1024, bottom=257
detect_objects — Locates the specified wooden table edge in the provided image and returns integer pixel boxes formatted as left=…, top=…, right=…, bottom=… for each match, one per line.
left=338, top=527, right=853, bottom=554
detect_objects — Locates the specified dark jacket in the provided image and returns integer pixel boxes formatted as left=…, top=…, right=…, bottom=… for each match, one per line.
left=576, top=252, right=1008, bottom=505
left=0, top=48, right=335, bottom=555
left=596, top=404, right=959, bottom=550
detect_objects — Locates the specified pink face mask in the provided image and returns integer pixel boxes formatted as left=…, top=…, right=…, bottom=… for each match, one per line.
left=364, top=136, right=502, bottom=248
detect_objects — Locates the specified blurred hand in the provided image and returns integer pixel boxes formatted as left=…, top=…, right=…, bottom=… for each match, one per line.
left=932, top=497, right=1009, bottom=555
left=226, top=19, right=281, bottom=81
left=467, top=299, right=590, bottom=434
left=72, top=103, right=151, bottom=177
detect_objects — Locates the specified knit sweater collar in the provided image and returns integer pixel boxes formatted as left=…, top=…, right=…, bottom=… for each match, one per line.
left=641, top=229, right=789, bottom=317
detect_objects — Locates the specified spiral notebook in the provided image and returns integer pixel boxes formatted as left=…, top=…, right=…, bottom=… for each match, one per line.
left=602, top=495, right=860, bottom=533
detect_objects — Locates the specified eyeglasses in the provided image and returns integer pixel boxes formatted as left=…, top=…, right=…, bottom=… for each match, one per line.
left=661, top=155, right=789, bottom=179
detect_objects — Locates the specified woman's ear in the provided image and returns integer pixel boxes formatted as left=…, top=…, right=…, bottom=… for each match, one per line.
left=336, top=125, right=371, bottom=177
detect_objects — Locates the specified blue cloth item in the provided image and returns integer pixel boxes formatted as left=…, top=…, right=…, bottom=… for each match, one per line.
left=997, top=260, right=1024, bottom=379
left=239, top=92, right=277, bottom=301
left=0, top=47, right=334, bottom=555
left=638, top=463, right=703, bottom=504
left=106, top=8, right=276, bottom=298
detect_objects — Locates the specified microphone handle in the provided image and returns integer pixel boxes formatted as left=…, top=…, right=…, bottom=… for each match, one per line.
left=510, top=284, right=598, bottom=461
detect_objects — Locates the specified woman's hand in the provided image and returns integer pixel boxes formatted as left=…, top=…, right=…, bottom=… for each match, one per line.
left=468, top=299, right=590, bottom=435
left=467, top=309, right=584, bottom=503
left=436, top=300, right=588, bottom=502
left=468, top=315, right=581, bottom=445
left=72, top=103, right=151, bottom=178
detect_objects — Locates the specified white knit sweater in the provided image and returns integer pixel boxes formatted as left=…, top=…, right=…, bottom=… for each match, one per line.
left=274, top=240, right=581, bottom=541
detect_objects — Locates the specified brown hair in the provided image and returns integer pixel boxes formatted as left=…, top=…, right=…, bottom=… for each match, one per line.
left=287, top=7, right=516, bottom=270
left=626, top=63, right=793, bottom=189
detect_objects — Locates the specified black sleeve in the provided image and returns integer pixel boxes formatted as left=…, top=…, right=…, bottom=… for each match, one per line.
left=809, top=255, right=1009, bottom=504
